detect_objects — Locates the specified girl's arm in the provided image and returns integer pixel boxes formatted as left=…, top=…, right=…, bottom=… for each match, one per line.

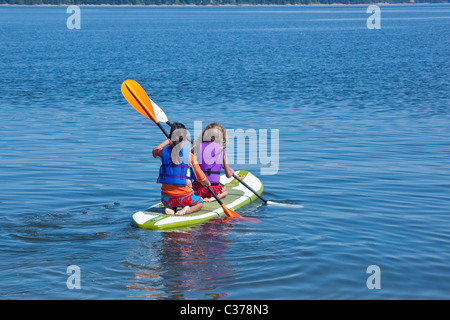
left=153, top=138, right=171, bottom=158
left=189, top=153, right=211, bottom=187
left=223, top=150, right=234, bottom=178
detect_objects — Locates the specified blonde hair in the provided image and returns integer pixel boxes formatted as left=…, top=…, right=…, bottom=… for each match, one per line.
left=192, top=122, right=227, bottom=157
left=202, top=123, right=227, bottom=146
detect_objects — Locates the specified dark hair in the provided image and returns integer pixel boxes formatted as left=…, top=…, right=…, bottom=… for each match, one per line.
left=169, top=122, right=187, bottom=146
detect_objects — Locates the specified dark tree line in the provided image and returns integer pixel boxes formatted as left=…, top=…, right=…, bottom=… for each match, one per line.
left=0, top=0, right=448, bottom=5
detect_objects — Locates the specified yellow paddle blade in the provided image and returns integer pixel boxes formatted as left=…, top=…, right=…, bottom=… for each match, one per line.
left=121, top=80, right=158, bottom=123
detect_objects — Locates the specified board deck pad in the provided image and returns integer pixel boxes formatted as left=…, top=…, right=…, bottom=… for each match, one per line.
left=131, top=170, right=263, bottom=230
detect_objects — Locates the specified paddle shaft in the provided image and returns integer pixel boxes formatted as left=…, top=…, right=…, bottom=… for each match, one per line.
left=190, top=165, right=223, bottom=205
left=205, top=185, right=223, bottom=204
left=189, top=165, right=239, bottom=217
left=233, top=173, right=267, bottom=204
left=157, top=122, right=170, bottom=139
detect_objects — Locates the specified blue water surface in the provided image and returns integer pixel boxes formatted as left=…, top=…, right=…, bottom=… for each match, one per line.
left=0, top=5, right=449, bottom=299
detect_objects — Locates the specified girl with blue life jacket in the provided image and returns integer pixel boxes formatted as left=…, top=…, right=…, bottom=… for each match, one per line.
left=153, top=122, right=211, bottom=216
left=192, top=123, right=234, bottom=202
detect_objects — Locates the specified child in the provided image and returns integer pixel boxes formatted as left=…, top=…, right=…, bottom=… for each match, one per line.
left=192, top=122, right=234, bottom=202
left=153, top=122, right=211, bottom=216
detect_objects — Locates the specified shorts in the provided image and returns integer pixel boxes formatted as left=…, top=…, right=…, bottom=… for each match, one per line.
left=192, top=181, right=225, bottom=198
left=161, top=193, right=203, bottom=209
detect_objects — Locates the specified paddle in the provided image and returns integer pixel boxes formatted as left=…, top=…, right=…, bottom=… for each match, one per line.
left=121, top=80, right=241, bottom=218
left=206, top=186, right=241, bottom=218
left=231, top=173, right=302, bottom=207
left=187, top=164, right=241, bottom=218
left=232, top=173, right=267, bottom=204
left=121, top=79, right=171, bottom=139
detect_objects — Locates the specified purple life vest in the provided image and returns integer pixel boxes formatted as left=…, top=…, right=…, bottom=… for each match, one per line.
left=198, top=142, right=224, bottom=184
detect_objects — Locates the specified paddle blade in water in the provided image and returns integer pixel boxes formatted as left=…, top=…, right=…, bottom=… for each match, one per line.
left=221, top=204, right=241, bottom=218
left=221, top=204, right=260, bottom=222
left=266, top=200, right=304, bottom=208
left=121, top=80, right=158, bottom=123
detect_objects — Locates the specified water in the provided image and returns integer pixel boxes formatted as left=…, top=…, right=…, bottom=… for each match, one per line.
left=0, top=5, right=449, bottom=300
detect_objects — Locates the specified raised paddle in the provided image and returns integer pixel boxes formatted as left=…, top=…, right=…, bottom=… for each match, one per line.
left=121, top=80, right=241, bottom=218
left=121, top=79, right=171, bottom=138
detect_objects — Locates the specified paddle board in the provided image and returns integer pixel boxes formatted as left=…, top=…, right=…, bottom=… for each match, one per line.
left=131, top=170, right=263, bottom=230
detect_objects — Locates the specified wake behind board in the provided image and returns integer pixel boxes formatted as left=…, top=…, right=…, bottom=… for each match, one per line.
left=131, top=170, right=263, bottom=230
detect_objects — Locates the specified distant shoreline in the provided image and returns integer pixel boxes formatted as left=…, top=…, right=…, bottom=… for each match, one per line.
left=1, top=3, right=449, bottom=7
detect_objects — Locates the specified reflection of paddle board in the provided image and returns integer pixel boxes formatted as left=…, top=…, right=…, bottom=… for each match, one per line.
left=131, top=170, right=263, bottom=230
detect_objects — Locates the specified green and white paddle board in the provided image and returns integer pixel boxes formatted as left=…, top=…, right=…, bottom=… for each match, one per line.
left=131, top=170, right=263, bottom=230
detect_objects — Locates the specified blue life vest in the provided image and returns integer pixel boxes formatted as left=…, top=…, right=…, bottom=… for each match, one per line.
left=157, top=145, right=191, bottom=185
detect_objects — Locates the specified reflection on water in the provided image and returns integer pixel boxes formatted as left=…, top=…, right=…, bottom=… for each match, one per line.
left=126, top=218, right=236, bottom=299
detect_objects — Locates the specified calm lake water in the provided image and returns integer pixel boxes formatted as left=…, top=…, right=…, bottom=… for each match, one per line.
left=0, top=5, right=449, bottom=300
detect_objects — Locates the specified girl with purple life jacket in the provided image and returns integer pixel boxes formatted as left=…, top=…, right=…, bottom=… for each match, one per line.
left=192, top=123, right=234, bottom=202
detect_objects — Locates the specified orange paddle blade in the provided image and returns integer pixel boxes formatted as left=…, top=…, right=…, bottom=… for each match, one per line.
left=221, top=204, right=241, bottom=218
left=121, top=80, right=158, bottom=123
